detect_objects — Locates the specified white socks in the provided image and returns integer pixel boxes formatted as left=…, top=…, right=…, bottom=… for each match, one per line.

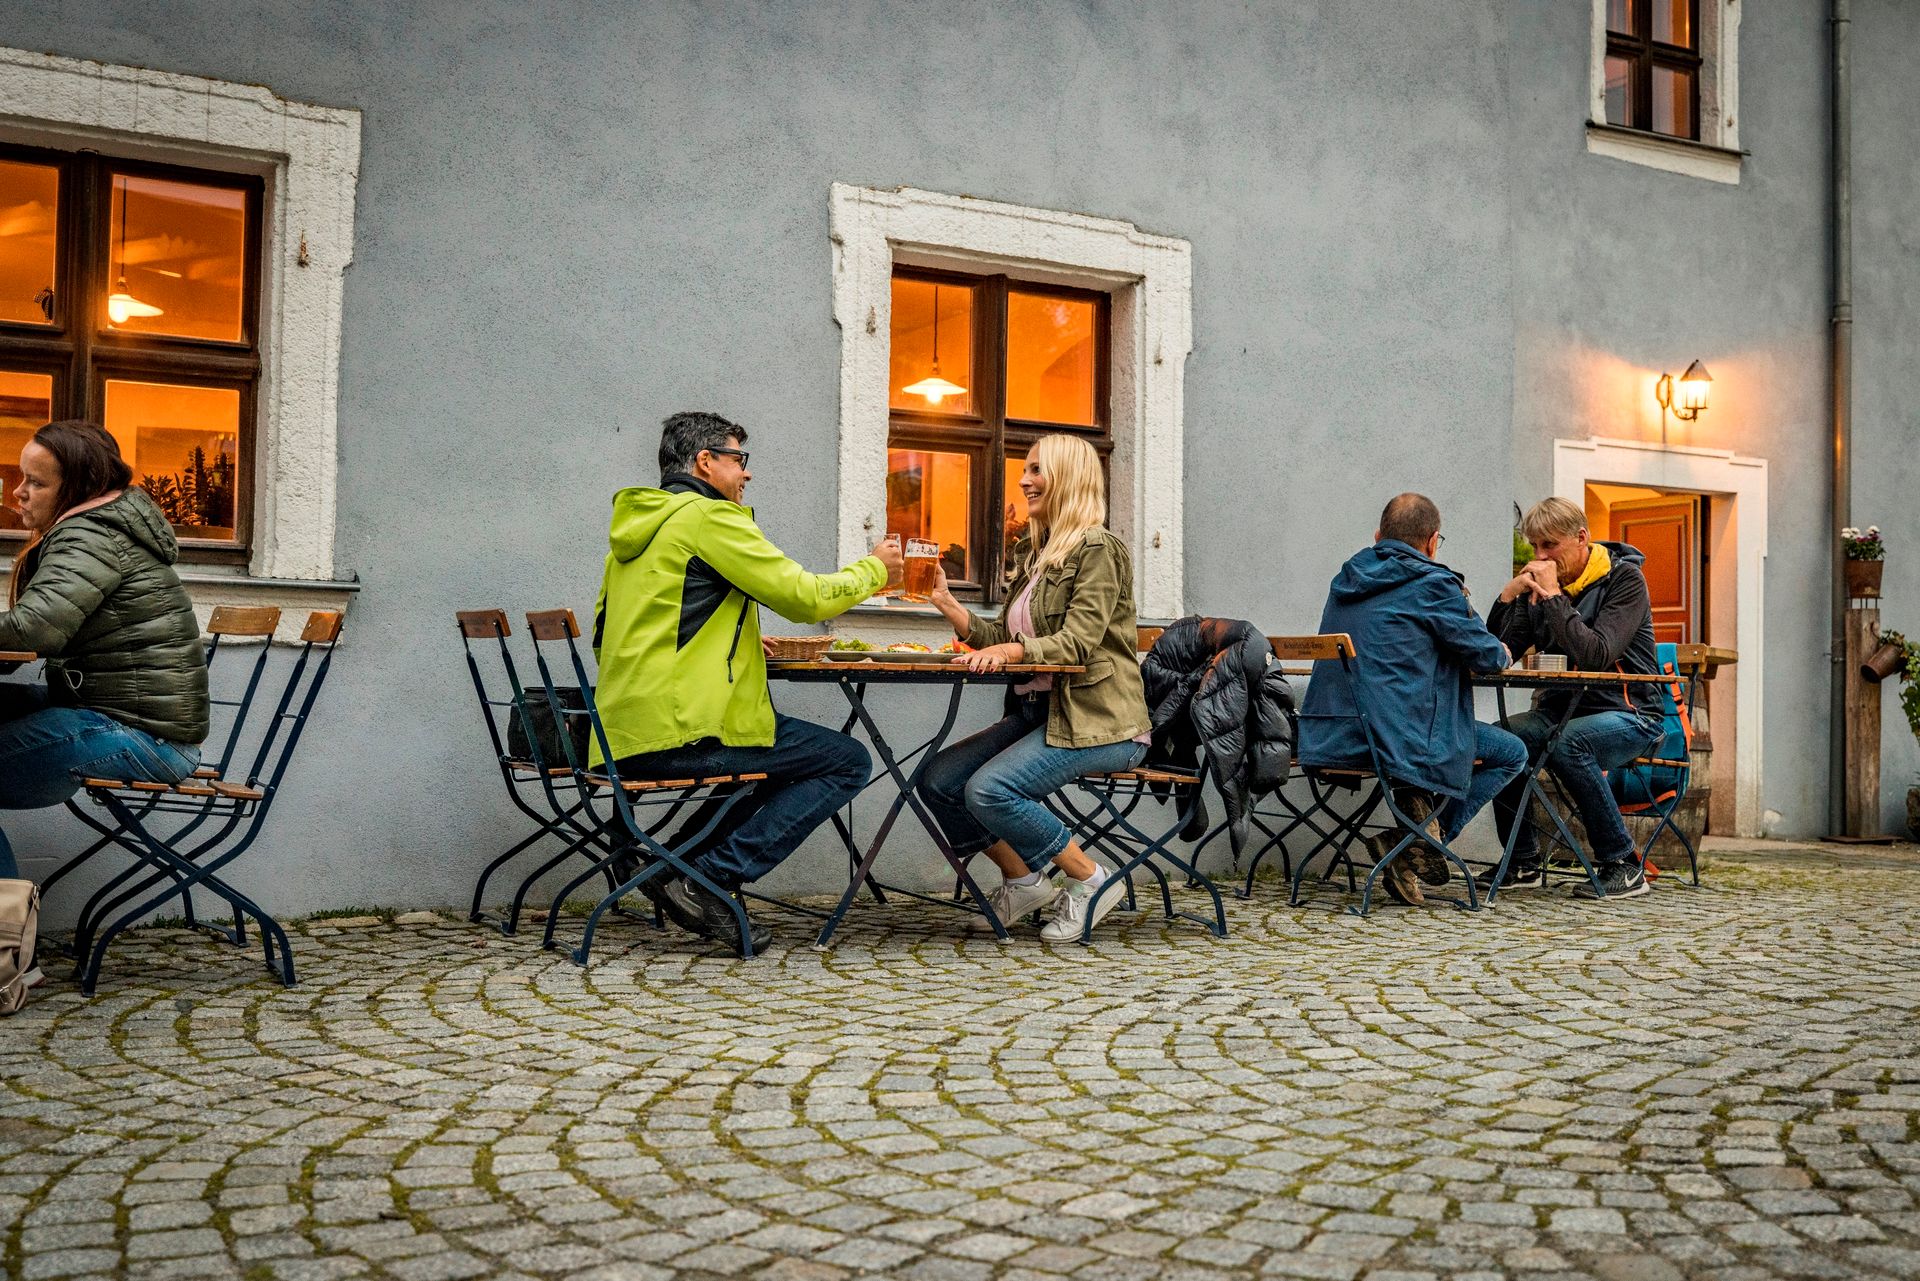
left=1007, top=870, right=1043, bottom=887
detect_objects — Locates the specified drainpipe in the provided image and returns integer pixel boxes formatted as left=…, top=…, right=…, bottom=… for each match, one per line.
left=1828, top=0, right=1852, bottom=835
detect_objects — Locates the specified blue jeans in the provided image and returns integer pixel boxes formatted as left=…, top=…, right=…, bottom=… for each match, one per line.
left=1493, top=709, right=1664, bottom=867
left=612, top=714, right=870, bottom=890
left=919, top=698, right=1149, bottom=870
left=1433, top=722, right=1530, bottom=842
left=0, top=684, right=202, bottom=879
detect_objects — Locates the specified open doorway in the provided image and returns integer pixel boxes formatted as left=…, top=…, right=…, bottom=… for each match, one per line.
left=1583, top=481, right=1734, bottom=835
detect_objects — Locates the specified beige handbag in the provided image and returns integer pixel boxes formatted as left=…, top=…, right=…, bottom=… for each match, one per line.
left=0, top=880, right=43, bottom=1014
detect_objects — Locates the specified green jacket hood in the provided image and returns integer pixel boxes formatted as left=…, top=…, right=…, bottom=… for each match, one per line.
left=74, top=488, right=180, bottom=565
left=608, top=487, right=708, bottom=564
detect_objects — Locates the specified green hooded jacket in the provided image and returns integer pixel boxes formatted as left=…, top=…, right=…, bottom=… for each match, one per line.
left=0, top=487, right=209, bottom=745
left=590, top=476, right=885, bottom=763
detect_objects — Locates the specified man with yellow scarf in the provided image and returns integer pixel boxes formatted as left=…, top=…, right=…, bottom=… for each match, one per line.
left=1483, top=497, right=1665, bottom=899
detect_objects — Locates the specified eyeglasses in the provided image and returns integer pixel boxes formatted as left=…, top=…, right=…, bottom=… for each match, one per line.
left=1435, top=532, right=1447, bottom=547
left=707, top=446, right=750, bottom=467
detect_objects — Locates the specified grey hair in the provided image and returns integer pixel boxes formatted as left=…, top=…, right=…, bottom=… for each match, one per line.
left=657, top=411, right=748, bottom=479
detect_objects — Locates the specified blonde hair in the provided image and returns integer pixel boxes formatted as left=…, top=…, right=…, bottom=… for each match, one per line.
left=1521, top=496, right=1586, bottom=545
left=1020, top=434, right=1107, bottom=578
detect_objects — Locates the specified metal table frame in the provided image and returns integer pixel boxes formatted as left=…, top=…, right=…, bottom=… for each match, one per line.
left=1471, top=669, right=1676, bottom=903
left=768, top=659, right=1082, bottom=948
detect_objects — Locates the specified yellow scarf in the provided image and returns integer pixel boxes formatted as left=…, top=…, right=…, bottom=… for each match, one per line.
left=1563, top=544, right=1612, bottom=597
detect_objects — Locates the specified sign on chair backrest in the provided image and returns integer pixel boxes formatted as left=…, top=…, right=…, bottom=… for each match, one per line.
left=1267, top=633, right=1357, bottom=663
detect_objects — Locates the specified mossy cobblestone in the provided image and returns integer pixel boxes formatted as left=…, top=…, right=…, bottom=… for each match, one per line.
left=2, top=842, right=1918, bottom=1279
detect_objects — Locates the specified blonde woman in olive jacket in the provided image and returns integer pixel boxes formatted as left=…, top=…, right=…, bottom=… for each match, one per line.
left=920, top=434, right=1152, bottom=942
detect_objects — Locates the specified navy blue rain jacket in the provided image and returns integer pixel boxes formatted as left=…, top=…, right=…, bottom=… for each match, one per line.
left=1298, top=540, right=1509, bottom=799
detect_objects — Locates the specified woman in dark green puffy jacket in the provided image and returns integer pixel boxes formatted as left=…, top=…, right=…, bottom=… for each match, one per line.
left=0, top=422, right=209, bottom=880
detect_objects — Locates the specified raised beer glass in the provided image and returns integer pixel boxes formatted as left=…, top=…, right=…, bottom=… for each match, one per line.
left=901, top=538, right=939, bottom=602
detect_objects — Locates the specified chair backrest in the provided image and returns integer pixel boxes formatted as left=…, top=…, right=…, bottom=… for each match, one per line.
left=1268, top=633, right=1356, bottom=663
left=232, top=611, right=344, bottom=798
left=522, top=607, right=646, bottom=823
left=454, top=608, right=537, bottom=770
left=1611, top=641, right=1692, bottom=807
left=1136, top=625, right=1164, bottom=654
left=199, top=605, right=284, bottom=780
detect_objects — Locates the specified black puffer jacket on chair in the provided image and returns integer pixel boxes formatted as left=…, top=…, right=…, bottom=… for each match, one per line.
left=1139, top=615, right=1297, bottom=857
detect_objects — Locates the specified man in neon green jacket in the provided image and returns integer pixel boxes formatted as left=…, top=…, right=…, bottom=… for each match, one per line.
left=595, top=411, right=903, bottom=950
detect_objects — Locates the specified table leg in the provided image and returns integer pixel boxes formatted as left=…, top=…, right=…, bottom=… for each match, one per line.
left=1486, top=689, right=1605, bottom=902
left=813, top=679, right=1009, bottom=948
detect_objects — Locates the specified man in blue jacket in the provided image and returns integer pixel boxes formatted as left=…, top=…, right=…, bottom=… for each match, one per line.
left=1299, top=494, right=1529, bottom=905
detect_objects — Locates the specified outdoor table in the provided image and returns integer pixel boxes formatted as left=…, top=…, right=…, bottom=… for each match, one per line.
left=767, top=657, right=1083, bottom=947
left=0, top=651, right=35, bottom=676
left=1469, top=668, right=1676, bottom=903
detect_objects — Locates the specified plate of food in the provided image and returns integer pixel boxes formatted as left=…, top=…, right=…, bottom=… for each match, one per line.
left=820, top=640, right=966, bottom=663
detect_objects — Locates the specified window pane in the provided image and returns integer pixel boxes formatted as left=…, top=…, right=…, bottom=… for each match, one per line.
left=1654, top=0, right=1691, bottom=47
left=105, top=173, right=248, bottom=342
left=0, top=371, right=54, bottom=533
left=1002, top=454, right=1030, bottom=580
left=0, top=159, right=59, bottom=327
left=885, top=448, right=972, bottom=582
left=1604, top=55, right=1633, bottom=126
left=1006, top=290, right=1098, bottom=426
left=104, top=380, right=241, bottom=541
left=889, top=277, right=974, bottom=415
left=1606, top=0, right=1635, bottom=35
left=1652, top=65, right=1695, bottom=137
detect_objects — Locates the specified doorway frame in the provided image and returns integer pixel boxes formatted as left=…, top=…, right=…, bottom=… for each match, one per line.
left=1553, top=436, right=1768, bottom=836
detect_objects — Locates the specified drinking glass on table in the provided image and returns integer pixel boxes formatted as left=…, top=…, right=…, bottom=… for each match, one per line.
left=901, top=538, right=939, bottom=602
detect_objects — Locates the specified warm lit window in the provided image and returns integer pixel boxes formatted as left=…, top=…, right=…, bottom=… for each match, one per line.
left=886, top=269, right=1107, bottom=601
left=0, top=144, right=259, bottom=555
left=1602, top=0, right=1703, bottom=140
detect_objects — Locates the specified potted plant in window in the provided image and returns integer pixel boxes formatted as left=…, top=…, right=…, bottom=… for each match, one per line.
left=1843, top=525, right=1885, bottom=598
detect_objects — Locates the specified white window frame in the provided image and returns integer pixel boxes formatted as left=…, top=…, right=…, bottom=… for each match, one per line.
left=830, top=183, right=1191, bottom=620
left=0, top=46, right=359, bottom=591
left=1586, top=0, right=1743, bottom=184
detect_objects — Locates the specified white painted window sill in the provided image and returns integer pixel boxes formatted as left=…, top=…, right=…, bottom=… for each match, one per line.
left=1585, top=122, right=1745, bottom=185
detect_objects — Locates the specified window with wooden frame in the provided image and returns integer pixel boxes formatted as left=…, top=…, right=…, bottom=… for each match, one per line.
left=886, top=268, right=1109, bottom=603
left=0, top=142, right=261, bottom=558
left=1602, top=0, right=1703, bottom=140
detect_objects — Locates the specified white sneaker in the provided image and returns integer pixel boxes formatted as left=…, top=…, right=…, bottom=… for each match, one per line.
left=980, top=876, right=1059, bottom=928
left=1039, top=874, right=1122, bottom=943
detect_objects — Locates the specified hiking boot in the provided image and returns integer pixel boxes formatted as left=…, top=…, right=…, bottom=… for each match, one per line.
left=1366, top=832, right=1425, bottom=906
left=659, top=875, right=773, bottom=953
left=1476, top=858, right=1544, bottom=891
left=1039, top=874, right=1123, bottom=942
left=1396, top=791, right=1451, bottom=887
left=978, top=876, right=1059, bottom=929
left=1573, top=861, right=1650, bottom=900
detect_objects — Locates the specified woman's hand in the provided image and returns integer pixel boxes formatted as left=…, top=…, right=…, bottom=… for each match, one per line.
left=953, top=641, right=1025, bottom=673
left=929, top=564, right=971, bottom=634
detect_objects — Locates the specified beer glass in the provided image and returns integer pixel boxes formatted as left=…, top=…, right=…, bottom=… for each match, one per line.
left=876, top=534, right=904, bottom=597
left=901, top=538, right=940, bottom=602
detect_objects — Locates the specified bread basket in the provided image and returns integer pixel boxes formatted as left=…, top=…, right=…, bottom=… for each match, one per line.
left=764, top=635, right=833, bottom=662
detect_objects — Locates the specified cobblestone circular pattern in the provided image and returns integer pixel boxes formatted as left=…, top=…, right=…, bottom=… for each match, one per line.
left=4, top=844, right=1918, bottom=1281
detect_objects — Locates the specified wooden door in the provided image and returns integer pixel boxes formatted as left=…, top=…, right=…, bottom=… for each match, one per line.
left=1610, top=496, right=1699, bottom=645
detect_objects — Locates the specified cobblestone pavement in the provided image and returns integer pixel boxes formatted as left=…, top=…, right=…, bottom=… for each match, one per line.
left=3, top=841, right=1918, bottom=1281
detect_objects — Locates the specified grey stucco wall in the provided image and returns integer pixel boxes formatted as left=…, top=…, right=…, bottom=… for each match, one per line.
left=4, top=0, right=1915, bottom=921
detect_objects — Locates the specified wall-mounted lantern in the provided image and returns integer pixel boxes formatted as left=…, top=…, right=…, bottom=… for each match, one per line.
left=1655, top=360, right=1712, bottom=424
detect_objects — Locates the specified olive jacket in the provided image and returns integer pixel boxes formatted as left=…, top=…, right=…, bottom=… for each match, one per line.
left=0, top=489, right=209, bottom=745
left=962, top=528, right=1151, bottom=749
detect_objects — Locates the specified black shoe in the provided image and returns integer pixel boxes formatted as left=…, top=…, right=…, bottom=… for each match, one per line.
left=606, top=844, right=646, bottom=886
left=1574, top=862, right=1649, bottom=900
left=661, top=875, right=772, bottom=953
left=1477, top=859, right=1544, bottom=891
left=638, top=869, right=697, bottom=930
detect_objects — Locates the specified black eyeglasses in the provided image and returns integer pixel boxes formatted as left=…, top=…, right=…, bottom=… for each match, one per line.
left=707, top=446, right=750, bottom=467
left=1435, top=532, right=1447, bottom=547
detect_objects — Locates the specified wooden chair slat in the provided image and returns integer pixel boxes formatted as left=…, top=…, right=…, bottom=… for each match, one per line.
left=456, top=608, right=510, bottom=639
left=1637, top=757, right=1692, bottom=769
left=207, top=605, right=283, bottom=637
left=1094, top=766, right=1201, bottom=786
left=1268, top=633, right=1356, bottom=662
left=209, top=780, right=265, bottom=801
left=526, top=608, right=581, bottom=641
left=302, top=611, right=346, bottom=644
left=1136, top=625, right=1164, bottom=653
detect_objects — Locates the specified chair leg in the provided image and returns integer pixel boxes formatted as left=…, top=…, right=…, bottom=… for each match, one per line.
left=469, top=823, right=559, bottom=929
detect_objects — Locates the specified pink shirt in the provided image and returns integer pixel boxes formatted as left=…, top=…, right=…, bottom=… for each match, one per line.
left=1005, top=578, right=1152, bottom=746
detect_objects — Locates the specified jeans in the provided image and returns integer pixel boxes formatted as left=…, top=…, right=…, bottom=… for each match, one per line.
left=1432, top=722, right=1531, bottom=842
left=0, top=684, right=202, bottom=879
left=919, top=697, right=1149, bottom=870
left=1493, top=709, right=1664, bottom=867
left=612, top=714, right=870, bottom=890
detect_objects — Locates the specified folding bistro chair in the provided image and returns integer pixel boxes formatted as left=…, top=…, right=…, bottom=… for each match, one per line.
left=455, top=608, right=640, bottom=935
left=1609, top=642, right=1700, bottom=885
left=1040, top=625, right=1229, bottom=945
left=44, top=609, right=345, bottom=994
left=521, top=608, right=769, bottom=962
left=1282, top=633, right=1482, bottom=916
